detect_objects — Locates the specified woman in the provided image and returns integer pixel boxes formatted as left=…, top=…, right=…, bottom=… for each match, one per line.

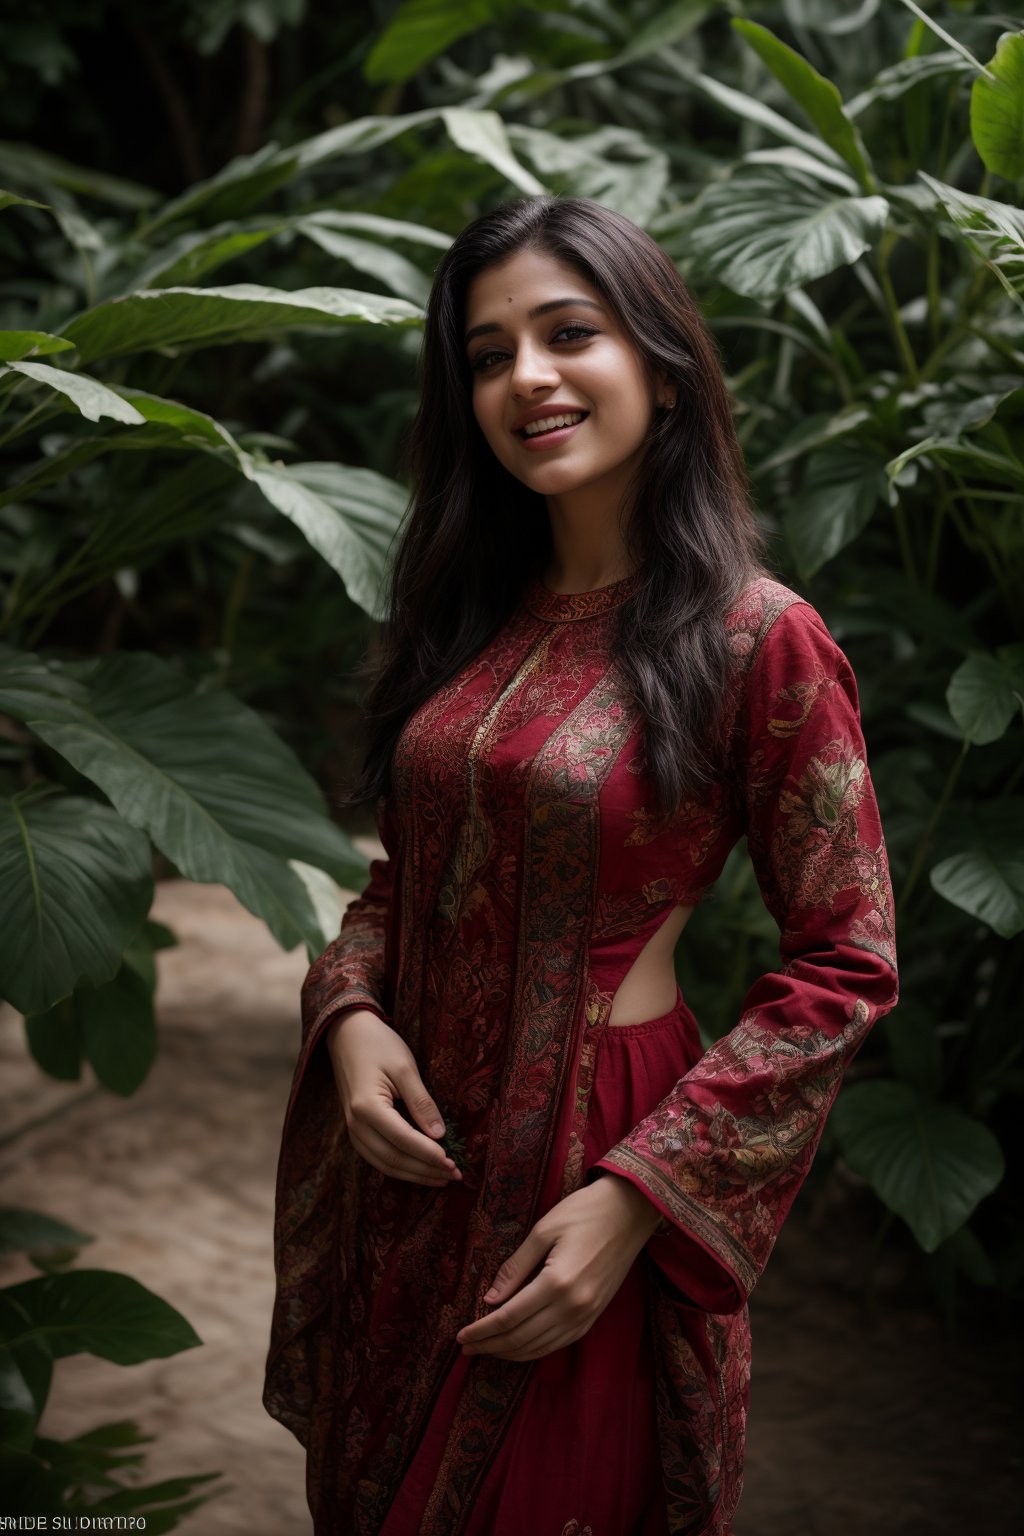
left=263, top=195, right=898, bottom=1536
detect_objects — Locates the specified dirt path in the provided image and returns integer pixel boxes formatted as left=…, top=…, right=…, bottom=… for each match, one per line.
left=0, top=876, right=1017, bottom=1534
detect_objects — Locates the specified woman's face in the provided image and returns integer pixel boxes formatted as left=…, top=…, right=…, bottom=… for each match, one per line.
left=463, top=248, right=665, bottom=504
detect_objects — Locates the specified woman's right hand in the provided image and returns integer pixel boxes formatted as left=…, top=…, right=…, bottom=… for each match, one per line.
left=325, top=1009, right=462, bottom=1187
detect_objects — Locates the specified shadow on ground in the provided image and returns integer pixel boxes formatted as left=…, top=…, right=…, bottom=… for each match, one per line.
left=0, top=875, right=1017, bottom=1534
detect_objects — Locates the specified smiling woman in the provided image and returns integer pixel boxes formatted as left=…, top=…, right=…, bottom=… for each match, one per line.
left=465, top=252, right=668, bottom=575
left=262, top=196, right=898, bottom=1536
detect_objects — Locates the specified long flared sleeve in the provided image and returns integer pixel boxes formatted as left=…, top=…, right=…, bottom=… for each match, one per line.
left=299, top=794, right=396, bottom=1048
left=263, top=795, right=397, bottom=1443
left=593, top=599, right=898, bottom=1313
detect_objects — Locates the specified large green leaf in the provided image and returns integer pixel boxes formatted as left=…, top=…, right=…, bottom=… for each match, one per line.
left=241, top=456, right=407, bottom=618
left=1, top=361, right=145, bottom=427
left=0, top=389, right=399, bottom=610
left=508, top=124, right=669, bottom=227
left=292, top=107, right=442, bottom=171
left=0, top=143, right=157, bottom=210
left=134, top=142, right=299, bottom=239
left=3, top=648, right=367, bottom=952
left=441, top=107, right=546, bottom=196
left=919, top=174, right=1024, bottom=312
left=0, top=1209, right=92, bottom=1256
left=113, top=387, right=242, bottom=452
left=67, top=1473, right=222, bottom=1532
left=298, top=210, right=451, bottom=251
left=732, top=19, right=874, bottom=188
left=127, top=222, right=286, bottom=290
left=0, top=1445, right=66, bottom=1513
left=756, top=405, right=871, bottom=474
left=61, top=284, right=423, bottom=364
left=25, top=997, right=83, bottom=1083
left=0, top=1348, right=37, bottom=1451
left=687, top=165, right=889, bottom=302
left=483, top=1, right=713, bottom=108
left=79, top=963, right=157, bottom=1098
left=887, top=429, right=1024, bottom=492
left=0, top=789, right=153, bottom=1017
left=129, top=209, right=451, bottom=292
left=133, top=108, right=453, bottom=234
left=663, top=51, right=850, bottom=170
left=947, top=648, right=1024, bottom=744
left=783, top=443, right=887, bottom=576
left=0, top=188, right=49, bottom=213
left=0, top=1271, right=201, bottom=1363
left=297, top=223, right=430, bottom=304
left=831, top=1080, right=1005, bottom=1251
left=846, top=51, right=973, bottom=117
left=931, top=800, right=1024, bottom=939
left=971, top=32, right=1024, bottom=181
left=0, top=332, right=74, bottom=362
left=0, top=388, right=248, bottom=515
left=365, top=0, right=522, bottom=85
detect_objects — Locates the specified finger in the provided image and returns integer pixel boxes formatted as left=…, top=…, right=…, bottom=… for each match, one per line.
left=392, top=1065, right=447, bottom=1139
left=480, top=1226, right=551, bottom=1307
left=457, top=1270, right=555, bottom=1347
left=355, top=1097, right=459, bottom=1174
left=463, top=1307, right=559, bottom=1357
left=495, top=1324, right=573, bottom=1363
left=354, top=1123, right=458, bottom=1185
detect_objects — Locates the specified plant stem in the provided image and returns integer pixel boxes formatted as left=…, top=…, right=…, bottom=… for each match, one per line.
left=0, top=505, right=117, bottom=637
left=893, top=497, right=919, bottom=586
left=925, top=491, right=947, bottom=589
left=0, top=1085, right=103, bottom=1151
left=926, top=227, right=941, bottom=352
left=1002, top=755, right=1024, bottom=798
left=0, top=399, right=61, bottom=450
left=898, top=739, right=969, bottom=913
left=875, top=239, right=919, bottom=385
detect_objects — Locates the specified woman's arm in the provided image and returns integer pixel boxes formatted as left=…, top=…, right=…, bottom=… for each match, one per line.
left=591, top=599, right=898, bottom=1311
left=298, top=798, right=460, bottom=1185
left=300, top=837, right=394, bottom=1046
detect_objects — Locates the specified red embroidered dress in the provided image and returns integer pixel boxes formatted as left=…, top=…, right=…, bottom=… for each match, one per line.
left=263, top=573, right=898, bottom=1535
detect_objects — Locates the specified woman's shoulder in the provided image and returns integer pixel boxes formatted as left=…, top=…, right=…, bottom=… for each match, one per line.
left=723, top=572, right=832, bottom=670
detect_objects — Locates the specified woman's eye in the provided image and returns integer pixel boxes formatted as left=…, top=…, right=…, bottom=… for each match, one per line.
left=470, top=348, right=504, bottom=372
left=469, top=323, right=598, bottom=372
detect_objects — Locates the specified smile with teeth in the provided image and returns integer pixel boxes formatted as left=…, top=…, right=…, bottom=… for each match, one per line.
left=518, top=411, right=588, bottom=438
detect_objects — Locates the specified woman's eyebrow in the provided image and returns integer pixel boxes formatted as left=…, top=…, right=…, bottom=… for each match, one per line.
left=464, top=297, right=606, bottom=347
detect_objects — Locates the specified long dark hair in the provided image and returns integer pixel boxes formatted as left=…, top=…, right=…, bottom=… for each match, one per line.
left=343, top=194, right=767, bottom=819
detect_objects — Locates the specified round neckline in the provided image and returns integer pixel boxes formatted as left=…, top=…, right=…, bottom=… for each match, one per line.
left=522, top=569, right=640, bottom=623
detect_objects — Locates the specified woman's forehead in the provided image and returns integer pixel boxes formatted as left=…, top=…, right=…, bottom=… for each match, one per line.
left=465, top=249, right=602, bottom=313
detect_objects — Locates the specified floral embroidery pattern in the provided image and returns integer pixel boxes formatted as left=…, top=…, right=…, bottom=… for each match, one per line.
left=263, top=574, right=898, bottom=1536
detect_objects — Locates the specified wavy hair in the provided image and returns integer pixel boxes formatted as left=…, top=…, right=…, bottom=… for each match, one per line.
left=342, top=194, right=767, bottom=818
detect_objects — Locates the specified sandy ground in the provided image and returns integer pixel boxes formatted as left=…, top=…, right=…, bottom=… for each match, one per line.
left=0, top=873, right=1018, bottom=1535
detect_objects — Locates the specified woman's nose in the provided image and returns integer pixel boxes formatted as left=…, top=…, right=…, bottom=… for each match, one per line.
left=509, top=337, right=560, bottom=396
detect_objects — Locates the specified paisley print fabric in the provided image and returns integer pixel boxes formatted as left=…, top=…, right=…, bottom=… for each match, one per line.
left=262, top=573, right=898, bottom=1535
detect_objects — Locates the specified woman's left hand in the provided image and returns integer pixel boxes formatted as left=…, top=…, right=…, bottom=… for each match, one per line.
left=455, top=1174, right=662, bottom=1363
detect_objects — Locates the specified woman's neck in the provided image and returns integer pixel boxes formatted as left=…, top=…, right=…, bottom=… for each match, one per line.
left=543, top=488, right=634, bottom=595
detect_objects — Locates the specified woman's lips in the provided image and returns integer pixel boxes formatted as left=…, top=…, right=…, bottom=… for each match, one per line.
left=517, top=415, right=588, bottom=450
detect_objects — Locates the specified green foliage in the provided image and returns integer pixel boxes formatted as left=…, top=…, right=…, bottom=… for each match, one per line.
left=0, top=1208, right=223, bottom=1522
left=970, top=31, right=1024, bottom=180
left=732, top=18, right=875, bottom=188
left=831, top=1081, right=1004, bottom=1251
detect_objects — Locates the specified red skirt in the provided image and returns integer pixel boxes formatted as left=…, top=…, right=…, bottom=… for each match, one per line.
left=381, top=991, right=701, bottom=1535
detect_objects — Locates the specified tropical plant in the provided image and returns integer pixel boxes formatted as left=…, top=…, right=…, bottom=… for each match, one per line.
left=0, top=1205, right=223, bottom=1524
